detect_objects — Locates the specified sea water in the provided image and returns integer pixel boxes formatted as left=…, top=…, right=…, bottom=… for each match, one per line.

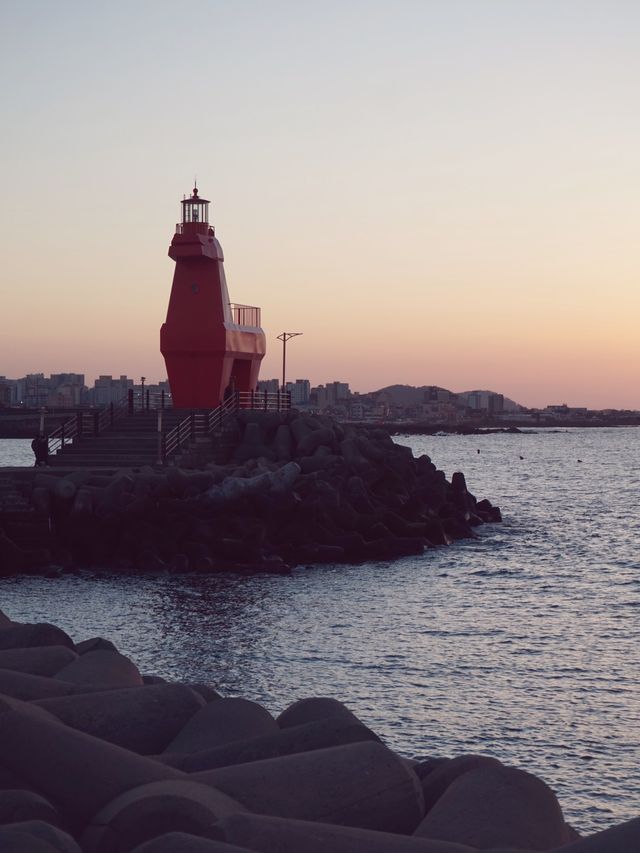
left=1, top=427, right=638, bottom=834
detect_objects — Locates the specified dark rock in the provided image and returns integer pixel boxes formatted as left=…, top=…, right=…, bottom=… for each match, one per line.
left=414, top=763, right=567, bottom=850
left=164, top=697, right=278, bottom=755
left=0, top=623, right=75, bottom=652
left=277, top=697, right=361, bottom=729
left=193, top=742, right=424, bottom=835
left=75, top=637, right=119, bottom=655
left=35, top=684, right=206, bottom=754
left=160, top=717, right=381, bottom=773
left=420, top=754, right=503, bottom=812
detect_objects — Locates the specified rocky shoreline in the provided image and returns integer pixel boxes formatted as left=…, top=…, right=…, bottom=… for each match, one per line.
left=0, top=610, right=636, bottom=851
left=1, top=412, right=501, bottom=576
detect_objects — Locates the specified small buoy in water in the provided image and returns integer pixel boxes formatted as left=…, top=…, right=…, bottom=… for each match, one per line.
left=519, top=455, right=524, bottom=460
left=578, top=459, right=583, bottom=463
left=477, top=448, right=480, bottom=454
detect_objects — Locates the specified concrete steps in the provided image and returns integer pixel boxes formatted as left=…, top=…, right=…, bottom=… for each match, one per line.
left=48, top=410, right=212, bottom=469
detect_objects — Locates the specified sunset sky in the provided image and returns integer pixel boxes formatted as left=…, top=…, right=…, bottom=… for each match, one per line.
left=1, top=1, right=638, bottom=409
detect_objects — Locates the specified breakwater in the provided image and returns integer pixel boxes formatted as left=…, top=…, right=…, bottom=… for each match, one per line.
left=0, top=608, right=637, bottom=851
left=0, top=412, right=500, bottom=575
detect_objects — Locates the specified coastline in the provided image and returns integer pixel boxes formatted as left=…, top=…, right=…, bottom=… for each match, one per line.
left=2, top=411, right=639, bottom=440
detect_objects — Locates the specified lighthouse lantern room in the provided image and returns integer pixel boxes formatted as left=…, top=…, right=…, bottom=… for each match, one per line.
left=181, top=187, right=209, bottom=225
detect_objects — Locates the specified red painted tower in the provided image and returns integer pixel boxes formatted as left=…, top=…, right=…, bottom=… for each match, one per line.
left=160, top=187, right=266, bottom=408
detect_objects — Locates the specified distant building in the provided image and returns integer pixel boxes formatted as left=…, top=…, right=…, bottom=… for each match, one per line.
left=467, top=391, right=485, bottom=410
left=0, top=377, right=13, bottom=407
left=544, top=404, right=589, bottom=418
left=257, top=378, right=280, bottom=395
left=48, top=373, right=86, bottom=407
left=424, top=387, right=457, bottom=404
left=312, top=381, right=350, bottom=411
left=285, top=379, right=310, bottom=406
left=92, top=375, right=134, bottom=406
left=421, top=401, right=459, bottom=423
left=21, top=374, right=50, bottom=408
left=488, top=393, right=504, bottom=415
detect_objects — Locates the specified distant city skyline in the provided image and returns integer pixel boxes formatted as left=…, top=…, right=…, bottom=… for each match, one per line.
left=1, top=369, right=638, bottom=414
left=1, top=2, right=638, bottom=410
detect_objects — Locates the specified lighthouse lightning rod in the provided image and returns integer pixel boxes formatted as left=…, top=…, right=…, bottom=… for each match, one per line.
left=276, top=332, right=302, bottom=392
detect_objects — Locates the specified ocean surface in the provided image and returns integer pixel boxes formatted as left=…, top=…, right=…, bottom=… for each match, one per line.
left=1, top=427, right=639, bottom=835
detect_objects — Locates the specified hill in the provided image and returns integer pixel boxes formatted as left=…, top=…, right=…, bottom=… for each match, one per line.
left=365, top=384, right=521, bottom=411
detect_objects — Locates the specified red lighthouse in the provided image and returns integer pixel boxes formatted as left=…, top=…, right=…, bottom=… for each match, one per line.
left=160, top=187, right=266, bottom=408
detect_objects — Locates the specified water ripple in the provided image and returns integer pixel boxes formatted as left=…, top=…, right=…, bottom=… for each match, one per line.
left=1, top=427, right=639, bottom=835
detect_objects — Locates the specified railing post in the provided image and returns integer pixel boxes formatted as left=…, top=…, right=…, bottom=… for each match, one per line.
left=60, top=421, right=65, bottom=451
left=161, top=390, right=165, bottom=410
left=145, top=389, right=150, bottom=410
left=110, top=402, right=114, bottom=426
left=190, top=412, right=196, bottom=441
left=128, top=388, right=134, bottom=415
left=264, top=389, right=268, bottom=412
left=157, top=408, right=163, bottom=465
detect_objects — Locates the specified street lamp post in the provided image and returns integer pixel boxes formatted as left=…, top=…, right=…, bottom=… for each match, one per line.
left=276, top=332, right=302, bottom=393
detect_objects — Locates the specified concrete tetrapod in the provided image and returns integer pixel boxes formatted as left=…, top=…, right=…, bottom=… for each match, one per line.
left=551, top=815, right=640, bottom=852
left=0, top=668, right=78, bottom=701
left=0, top=765, right=33, bottom=793
left=0, top=789, right=62, bottom=827
left=414, top=764, right=567, bottom=850
left=131, top=832, right=256, bottom=852
left=34, top=684, right=206, bottom=754
left=0, top=646, right=78, bottom=677
left=54, top=650, right=143, bottom=688
left=193, top=741, right=424, bottom=834
left=276, top=697, right=361, bottom=729
left=0, top=828, right=62, bottom=852
left=0, top=694, right=61, bottom=723
left=159, top=716, right=381, bottom=772
left=419, top=754, right=503, bottom=813
left=0, top=706, right=185, bottom=829
left=80, top=780, right=246, bottom=853
left=0, top=819, right=81, bottom=852
left=164, top=698, right=278, bottom=755
left=208, top=812, right=523, bottom=853
left=74, top=638, right=119, bottom=655
left=0, top=623, right=76, bottom=651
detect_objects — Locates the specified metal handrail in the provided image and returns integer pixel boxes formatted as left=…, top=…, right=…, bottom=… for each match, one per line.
left=161, top=412, right=194, bottom=459
left=160, top=390, right=291, bottom=463
left=131, top=389, right=171, bottom=412
left=48, top=417, right=78, bottom=456
left=229, top=303, right=261, bottom=327
left=206, top=394, right=237, bottom=432
left=235, top=390, right=291, bottom=412
left=49, top=398, right=130, bottom=456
